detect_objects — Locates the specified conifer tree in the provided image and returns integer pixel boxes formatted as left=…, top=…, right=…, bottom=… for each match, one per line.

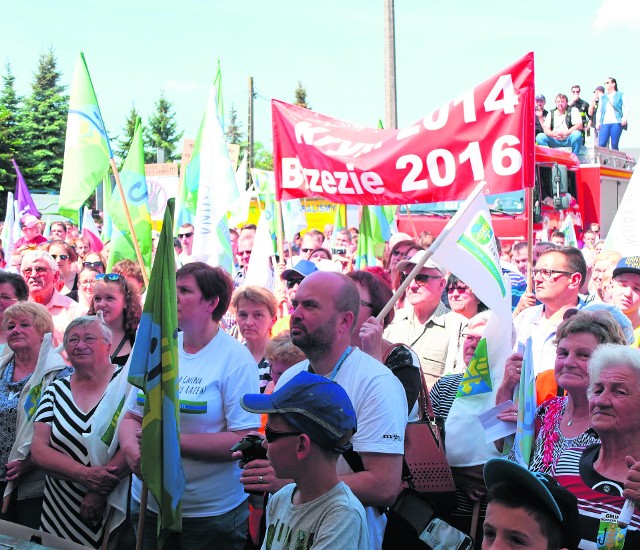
left=225, top=104, right=244, bottom=145
left=144, top=92, right=183, bottom=163
left=294, top=81, right=310, bottom=109
left=116, top=103, right=141, bottom=166
left=0, top=63, right=24, bottom=195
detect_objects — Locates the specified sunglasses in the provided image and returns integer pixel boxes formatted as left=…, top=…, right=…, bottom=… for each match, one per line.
left=83, top=261, right=104, bottom=268
left=178, top=232, right=193, bottom=238
left=50, top=254, right=69, bottom=261
left=285, top=278, right=304, bottom=289
left=264, top=426, right=303, bottom=443
left=96, top=273, right=123, bottom=282
left=447, top=285, right=469, bottom=293
left=401, top=272, right=441, bottom=287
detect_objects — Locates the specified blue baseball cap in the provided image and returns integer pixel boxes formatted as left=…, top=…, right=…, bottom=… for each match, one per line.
left=613, top=256, right=640, bottom=278
left=282, top=259, right=318, bottom=280
left=241, top=371, right=357, bottom=452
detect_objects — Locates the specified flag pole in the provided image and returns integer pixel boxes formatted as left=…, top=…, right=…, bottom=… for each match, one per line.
left=377, top=182, right=487, bottom=322
left=136, top=485, right=149, bottom=550
left=404, top=205, right=419, bottom=241
left=109, top=159, right=149, bottom=288
left=526, top=186, right=534, bottom=292
left=275, top=200, right=284, bottom=262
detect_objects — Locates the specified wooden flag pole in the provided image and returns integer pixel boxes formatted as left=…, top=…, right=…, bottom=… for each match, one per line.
left=109, top=159, right=149, bottom=288
left=404, top=205, right=419, bottom=241
left=275, top=201, right=285, bottom=264
left=135, top=484, right=149, bottom=550
left=526, top=186, right=534, bottom=292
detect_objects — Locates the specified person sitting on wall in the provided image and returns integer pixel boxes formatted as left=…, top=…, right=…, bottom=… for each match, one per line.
left=536, top=94, right=584, bottom=156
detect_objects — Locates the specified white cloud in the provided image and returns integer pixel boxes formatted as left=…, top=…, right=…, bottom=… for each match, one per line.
left=593, top=0, right=640, bottom=30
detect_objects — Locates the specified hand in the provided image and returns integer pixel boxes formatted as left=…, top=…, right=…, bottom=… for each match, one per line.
left=238, top=458, right=289, bottom=494
left=502, top=353, right=523, bottom=394
left=623, top=455, right=640, bottom=504
left=513, top=292, right=536, bottom=317
left=83, top=465, right=120, bottom=494
left=80, top=491, right=107, bottom=526
left=5, top=456, right=34, bottom=482
left=359, top=316, right=384, bottom=361
left=622, top=117, right=627, bottom=127
left=123, top=430, right=142, bottom=477
left=496, top=402, right=519, bottom=423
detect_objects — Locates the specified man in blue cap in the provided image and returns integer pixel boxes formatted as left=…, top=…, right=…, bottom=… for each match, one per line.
left=610, top=256, right=640, bottom=344
left=241, top=371, right=368, bottom=549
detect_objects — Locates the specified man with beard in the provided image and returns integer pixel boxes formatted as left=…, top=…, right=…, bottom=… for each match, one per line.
left=239, top=272, right=407, bottom=549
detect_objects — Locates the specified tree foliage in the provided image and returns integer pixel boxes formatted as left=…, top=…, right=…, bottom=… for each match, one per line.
left=20, top=49, right=68, bottom=192
left=225, top=104, right=244, bottom=145
left=294, top=81, right=310, bottom=109
left=144, top=92, right=183, bottom=163
left=0, top=63, right=24, bottom=199
left=116, top=103, right=141, bottom=166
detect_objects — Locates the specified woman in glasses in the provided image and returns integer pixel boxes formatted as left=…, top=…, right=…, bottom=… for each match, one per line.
left=384, top=239, right=418, bottom=287
left=446, top=274, right=488, bottom=319
left=0, top=272, right=29, bottom=356
left=43, top=240, right=78, bottom=296
left=81, top=252, right=106, bottom=274
left=89, top=273, right=142, bottom=366
left=68, top=266, right=101, bottom=312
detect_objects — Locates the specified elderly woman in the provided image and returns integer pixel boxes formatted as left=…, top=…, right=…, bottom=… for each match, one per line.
left=45, top=239, right=79, bottom=296
left=497, top=309, right=627, bottom=473
left=347, top=270, right=421, bottom=415
left=446, top=274, right=488, bottom=319
left=69, top=266, right=101, bottom=312
left=0, top=272, right=29, bottom=356
left=120, top=263, right=260, bottom=549
left=0, top=303, right=70, bottom=528
left=89, top=273, right=142, bottom=366
left=232, top=286, right=277, bottom=393
left=31, top=316, right=131, bottom=548
left=589, top=250, right=622, bottom=301
left=553, top=343, right=640, bottom=545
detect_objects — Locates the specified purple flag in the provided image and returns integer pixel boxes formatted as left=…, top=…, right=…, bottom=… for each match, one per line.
left=12, top=159, right=41, bottom=218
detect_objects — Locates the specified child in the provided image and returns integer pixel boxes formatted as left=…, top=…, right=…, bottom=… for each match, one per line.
left=241, top=370, right=368, bottom=550
left=483, top=459, right=580, bottom=550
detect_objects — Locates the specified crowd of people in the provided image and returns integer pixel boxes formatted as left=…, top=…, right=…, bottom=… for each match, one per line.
left=0, top=210, right=640, bottom=550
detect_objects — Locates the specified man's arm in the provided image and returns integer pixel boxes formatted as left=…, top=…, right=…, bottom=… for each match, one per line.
left=339, top=452, right=403, bottom=507
left=180, top=428, right=258, bottom=461
left=568, top=107, right=584, bottom=133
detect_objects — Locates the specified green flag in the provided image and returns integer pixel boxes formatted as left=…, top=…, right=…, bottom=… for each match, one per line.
left=58, top=53, right=112, bottom=223
left=355, top=205, right=390, bottom=269
left=107, top=117, right=152, bottom=272
left=128, top=199, right=185, bottom=545
left=455, top=338, right=492, bottom=397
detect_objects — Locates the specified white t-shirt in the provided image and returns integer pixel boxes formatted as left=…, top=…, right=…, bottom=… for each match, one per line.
left=127, top=329, right=260, bottom=517
left=276, top=348, right=408, bottom=549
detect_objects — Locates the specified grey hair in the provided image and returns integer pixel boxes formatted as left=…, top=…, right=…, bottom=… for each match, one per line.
left=63, top=315, right=113, bottom=347
left=588, top=344, right=640, bottom=395
left=467, top=311, right=491, bottom=332
left=21, top=250, right=59, bottom=272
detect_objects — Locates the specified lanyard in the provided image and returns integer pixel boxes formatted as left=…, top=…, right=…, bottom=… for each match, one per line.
left=309, top=346, right=353, bottom=381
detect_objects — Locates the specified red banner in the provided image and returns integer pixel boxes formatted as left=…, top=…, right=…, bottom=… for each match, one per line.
left=273, top=53, right=535, bottom=204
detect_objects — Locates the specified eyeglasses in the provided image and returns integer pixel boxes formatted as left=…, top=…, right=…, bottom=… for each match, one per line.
left=391, top=248, right=409, bottom=257
left=571, top=89, right=580, bottom=93
left=447, top=285, right=469, bottom=294
left=79, top=279, right=97, bottom=287
left=301, top=248, right=315, bottom=253
left=50, top=254, right=69, bottom=261
left=21, top=267, right=50, bottom=277
left=531, top=268, right=573, bottom=280
left=264, top=426, right=303, bottom=443
left=463, top=334, right=483, bottom=343
left=0, top=295, right=18, bottom=303
left=83, top=261, right=104, bottom=268
left=285, top=278, right=304, bottom=289
left=401, top=272, right=441, bottom=287
left=96, top=273, right=123, bottom=282
left=360, top=299, right=375, bottom=309
left=178, top=232, right=193, bottom=239
left=66, top=334, right=105, bottom=347
left=238, top=250, right=252, bottom=257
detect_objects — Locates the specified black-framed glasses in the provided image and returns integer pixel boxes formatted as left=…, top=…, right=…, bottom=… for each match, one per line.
left=401, top=272, right=441, bottom=287
left=531, top=268, right=573, bottom=280
left=285, top=278, right=304, bottom=289
left=178, top=232, right=193, bottom=238
left=83, top=261, right=104, bottom=268
left=360, top=299, right=375, bottom=309
left=96, top=273, right=123, bottom=282
left=264, top=426, right=303, bottom=443
left=50, top=254, right=69, bottom=261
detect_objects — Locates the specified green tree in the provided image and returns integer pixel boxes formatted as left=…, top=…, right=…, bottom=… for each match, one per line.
left=0, top=63, right=24, bottom=200
left=20, top=49, right=68, bottom=192
left=294, top=81, right=310, bottom=109
left=253, top=142, right=273, bottom=171
left=144, top=92, right=183, bottom=163
left=225, top=104, right=244, bottom=145
left=116, top=103, right=141, bottom=166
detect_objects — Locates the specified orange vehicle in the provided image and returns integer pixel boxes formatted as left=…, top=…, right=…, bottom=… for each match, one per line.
left=397, top=145, right=636, bottom=244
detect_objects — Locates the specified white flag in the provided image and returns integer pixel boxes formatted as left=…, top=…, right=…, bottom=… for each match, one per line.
left=228, top=154, right=251, bottom=227
left=244, top=211, right=275, bottom=290
left=281, top=199, right=307, bottom=242
left=559, top=214, right=578, bottom=248
left=604, top=166, right=640, bottom=255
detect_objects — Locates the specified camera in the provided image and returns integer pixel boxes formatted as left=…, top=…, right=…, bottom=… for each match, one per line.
left=331, top=247, right=347, bottom=256
left=230, top=434, right=267, bottom=464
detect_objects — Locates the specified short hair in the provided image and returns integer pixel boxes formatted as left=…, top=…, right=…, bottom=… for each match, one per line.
left=556, top=93, right=568, bottom=102
left=64, top=315, right=113, bottom=347
left=308, top=228, right=325, bottom=244
left=231, top=285, right=277, bottom=318
left=46, top=239, right=78, bottom=262
left=310, top=247, right=332, bottom=261
left=112, top=259, right=145, bottom=289
left=265, top=332, right=306, bottom=366
left=180, top=223, right=194, bottom=232
left=582, top=229, right=597, bottom=239
left=332, top=273, right=360, bottom=334
left=229, top=228, right=239, bottom=239
left=551, top=230, right=565, bottom=239
left=588, top=344, right=640, bottom=395
left=0, top=272, right=29, bottom=301
left=418, top=231, right=436, bottom=248
left=240, top=223, right=257, bottom=232
left=537, top=246, right=587, bottom=284
left=50, top=221, right=67, bottom=234
left=21, top=250, right=58, bottom=272
left=554, top=310, right=627, bottom=346
left=593, top=250, right=621, bottom=265
left=334, top=228, right=352, bottom=243
left=88, top=274, right=142, bottom=337
left=176, top=262, right=233, bottom=322
left=446, top=274, right=488, bottom=313
left=347, top=270, right=395, bottom=327
left=487, top=480, right=563, bottom=550
left=2, top=302, right=53, bottom=335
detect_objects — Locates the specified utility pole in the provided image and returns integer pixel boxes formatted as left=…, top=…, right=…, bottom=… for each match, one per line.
left=383, top=0, right=398, bottom=129
left=247, top=77, right=255, bottom=190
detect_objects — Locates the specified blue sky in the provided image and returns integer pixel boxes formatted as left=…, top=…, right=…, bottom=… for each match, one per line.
left=2, top=0, right=639, bottom=156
